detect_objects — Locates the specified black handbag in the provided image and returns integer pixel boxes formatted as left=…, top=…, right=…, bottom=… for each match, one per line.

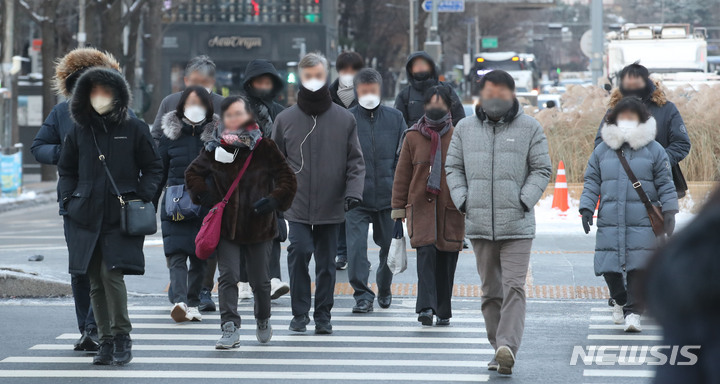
left=671, top=163, right=688, bottom=199
left=91, top=128, right=157, bottom=236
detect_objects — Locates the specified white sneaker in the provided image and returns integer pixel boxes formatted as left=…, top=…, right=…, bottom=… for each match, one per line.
left=237, top=282, right=253, bottom=300
left=611, top=301, right=625, bottom=325
left=187, top=306, right=202, bottom=322
left=171, top=302, right=189, bottom=323
left=270, top=278, right=290, bottom=300
left=624, top=313, right=642, bottom=332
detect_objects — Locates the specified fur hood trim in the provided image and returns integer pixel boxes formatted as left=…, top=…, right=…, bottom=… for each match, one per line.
left=70, top=67, right=131, bottom=129
left=161, top=111, right=220, bottom=141
left=601, top=117, right=657, bottom=150
left=608, top=79, right=667, bottom=108
left=53, top=47, right=121, bottom=97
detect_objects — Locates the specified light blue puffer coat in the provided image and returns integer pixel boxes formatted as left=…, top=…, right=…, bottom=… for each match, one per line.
left=580, top=117, right=679, bottom=275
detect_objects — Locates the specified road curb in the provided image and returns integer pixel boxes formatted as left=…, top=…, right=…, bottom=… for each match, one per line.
left=0, top=269, right=72, bottom=298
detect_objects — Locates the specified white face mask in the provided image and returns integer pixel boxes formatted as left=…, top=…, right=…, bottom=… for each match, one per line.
left=184, top=105, right=207, bottom=123
left=358, top=94, right=381, bottom=110
left=339, top=74, right=355, bottom=88
left=617, top=119, right=638, bottom=135
left=90, top=95, right=113, bottom=115
left=302, top=78, right=325, bottom=92
left=214, top=146, right=238, bottom=164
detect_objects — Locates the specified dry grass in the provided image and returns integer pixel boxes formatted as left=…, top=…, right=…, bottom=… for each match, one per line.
left=528, top=84, right=720, bottom=183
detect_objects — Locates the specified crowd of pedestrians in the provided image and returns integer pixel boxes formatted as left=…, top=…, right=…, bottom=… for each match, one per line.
left=31, top=47, right=693, bottom=379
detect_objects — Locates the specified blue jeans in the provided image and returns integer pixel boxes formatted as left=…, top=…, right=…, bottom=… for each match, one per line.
left=71, top=273, right=96, bottom=333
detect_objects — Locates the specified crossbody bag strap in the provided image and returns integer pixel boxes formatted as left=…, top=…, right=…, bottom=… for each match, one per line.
left=90, top=127, right=125, bottom=205
left=222, top=138, right=262, bottom=203
left=615, top=149, right=654, bottom=211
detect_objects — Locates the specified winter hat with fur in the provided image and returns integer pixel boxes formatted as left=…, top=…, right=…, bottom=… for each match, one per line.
left=53, top=47, right=121, bottom=97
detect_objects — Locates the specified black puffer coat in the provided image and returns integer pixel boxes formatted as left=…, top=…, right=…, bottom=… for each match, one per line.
left=394, top=51, right=465, bottom=127
left=57, top=68, right=163, bottom=275
left=157, top=111, right=219, bottom=256
left=243, top=59, right=285, bottom=138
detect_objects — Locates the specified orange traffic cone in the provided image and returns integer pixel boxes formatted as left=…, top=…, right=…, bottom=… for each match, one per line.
left=551, top=161, right=569, bottom=212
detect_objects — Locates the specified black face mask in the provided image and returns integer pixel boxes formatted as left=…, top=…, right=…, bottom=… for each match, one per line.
left=249, top=88, right=273, bottom=100
left=425, top=108, right=448, bottom=121
left=413, top=71, right=432, bottom=82
left=620, top=81, right=651, bottom=99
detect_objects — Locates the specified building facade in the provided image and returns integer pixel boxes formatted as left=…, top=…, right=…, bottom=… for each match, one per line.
left=160, top=0, right=338, bottom=99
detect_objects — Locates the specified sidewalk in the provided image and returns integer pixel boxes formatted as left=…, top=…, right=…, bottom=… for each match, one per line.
left=0, top=174, right=57, bottom=213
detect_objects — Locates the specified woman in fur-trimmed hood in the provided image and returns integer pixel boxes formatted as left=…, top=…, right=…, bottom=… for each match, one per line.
left=580, top=97, right=678, bottom=333
left=57, top=66, right=162, bottom=364
left=156, top=86, right=220, bottom=322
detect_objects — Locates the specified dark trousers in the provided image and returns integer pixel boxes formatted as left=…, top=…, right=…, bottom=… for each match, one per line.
left=346, top=208, right=394, bottom=303
left=168, top=253, right=207, bottom=307
left=202, top=255, right=217, bottom=290
left=337, top=222, right=347, bottom=259
left=239, top=239, right=282, bottom=282
left=217, top=238, right=272, bottom=327
left=604, top=270, right=642, bottom=316
left=87, top=242, right=131, bottom=341
left=287, top=222, right=340, bottom=323
left=415, top=245, right=459, bottom=319
left=71, top=274, right=96, bottom=333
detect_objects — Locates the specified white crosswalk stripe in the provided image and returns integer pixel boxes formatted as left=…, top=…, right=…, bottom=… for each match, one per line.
left=581, top=308, right=661, bottom=382
left=0, top=298, right=492, bottom=382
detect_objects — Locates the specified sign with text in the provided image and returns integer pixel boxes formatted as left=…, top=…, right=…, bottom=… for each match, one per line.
left=422, top=0, right=465, bottom=12
left=207, top=36, right=262, bottom=49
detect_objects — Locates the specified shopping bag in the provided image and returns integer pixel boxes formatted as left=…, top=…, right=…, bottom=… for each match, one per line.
left=387, top=219, right=407, bottom=275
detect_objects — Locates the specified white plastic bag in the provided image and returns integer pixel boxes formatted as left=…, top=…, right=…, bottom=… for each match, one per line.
left=387, top=221, right=408, bottom=275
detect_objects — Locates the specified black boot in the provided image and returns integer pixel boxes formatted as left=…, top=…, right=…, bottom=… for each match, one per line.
left=92, top=340, right=114, bottom=365
left=112, top=334, right=133, bottom=365
left=418, top=309, right=434, bottom=326
left=78, top=328, right=100, bottom=351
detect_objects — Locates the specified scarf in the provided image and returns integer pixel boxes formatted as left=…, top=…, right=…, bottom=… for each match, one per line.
left=297, top=84, right=333, bottom=116
left=337, top=82, right=356, bottom=108
left=216, top=122, right=263, bottom=150
left=409, top=112, right=452, bottom=195
left=251, top=99, right=273, bottom=138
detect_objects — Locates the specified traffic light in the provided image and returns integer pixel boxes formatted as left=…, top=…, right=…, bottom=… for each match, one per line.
left=304, top=0, right=320, bottom=23
left=287, top=73, right=297, bottom=84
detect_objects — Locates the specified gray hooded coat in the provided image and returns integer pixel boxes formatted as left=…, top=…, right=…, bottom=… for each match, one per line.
left=445, top=102, right=552, bottom=241
left=580, top=117, right=679, bottom=275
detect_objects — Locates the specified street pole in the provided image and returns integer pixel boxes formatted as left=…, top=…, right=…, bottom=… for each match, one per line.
left=2, top=0, right=16, bottom=152
left=474, top=16, right=480, bottom=54
left=590, top=0, right=603, bottom=86
left=430, top=0, right=439, bottom=41
left=409, top=0, right=416, bottom=53
left=78, top=0, right=87, bottom=47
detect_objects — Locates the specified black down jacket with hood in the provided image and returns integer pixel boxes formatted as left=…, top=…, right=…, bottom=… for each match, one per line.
left=57, top=67, right=163, bottom=275
left=394, top=51, right=465, bottom=128
left=243, top=59, right=286, bottom=138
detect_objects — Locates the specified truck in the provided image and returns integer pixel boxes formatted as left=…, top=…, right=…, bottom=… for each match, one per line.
left=469, top=51, right=540, bottom=94
left=605, top=23, right=709, bottom=86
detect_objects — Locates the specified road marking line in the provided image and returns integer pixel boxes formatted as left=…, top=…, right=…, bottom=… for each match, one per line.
left=0, top=369, right=489, bottom=381
left=29, top=344, right=496, bottom=354
left=589, top=324, right=661, bottom=331
left=587, top=334, right=662, bottom=341
left=0, top=370, right=490, bottom=381
left=127, top=306, right=485, bottom=315
left=56, top=333, right=489, bottom=344
left=1, top=356, right=485, bottom=368
left=127, top=323, right=486, bottom=333
left=128, top=314, right=484, bottom=323
left=583, top=369, right=655, bottom=378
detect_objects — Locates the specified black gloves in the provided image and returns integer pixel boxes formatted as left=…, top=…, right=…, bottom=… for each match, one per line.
left=580, top=208, right=594, bottom=234
left=345, top=197, right=361, bottom=212
left=520, top=201, right=529, bottom=213
left=663, top=211, right=676, bottom=236
left=253, top=197, right=280, bottom=215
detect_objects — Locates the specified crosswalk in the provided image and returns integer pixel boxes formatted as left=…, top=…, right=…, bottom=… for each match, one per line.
left=0, top=297, right=493, bottom=383
left=581, top=306, right=660, bottom=381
